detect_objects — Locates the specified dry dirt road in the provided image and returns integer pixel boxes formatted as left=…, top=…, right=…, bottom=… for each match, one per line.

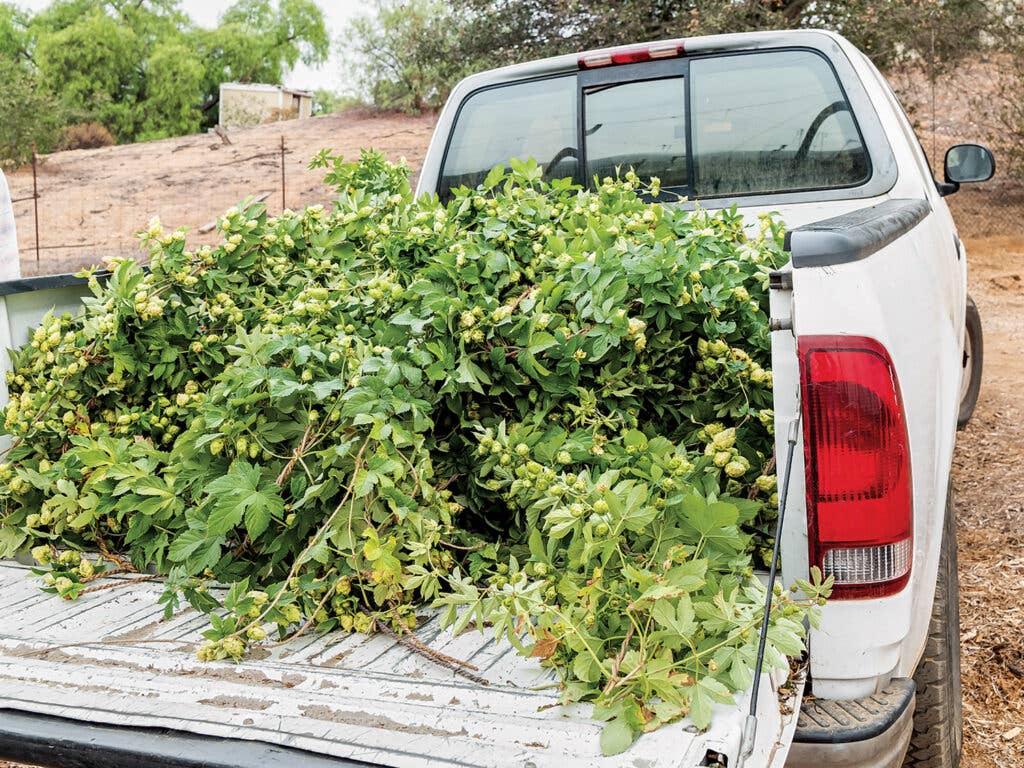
left=0, top=116, right=1021, bottom=767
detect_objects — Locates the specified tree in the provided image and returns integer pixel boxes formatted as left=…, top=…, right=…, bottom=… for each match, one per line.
left=139, top=42, right=205, bottom=140
left=34, top=10, right=143, bottom=141
left=0, top=3, right=30, bottom=62
left=452, top=0, right=989, bottom=72
left=1, top=0, right=330, bottom=144
left=219, top=0, right=329, bottom=73
left=0, top=59, right=63, bottom=169
left=345, top=0, right=480, bottom=112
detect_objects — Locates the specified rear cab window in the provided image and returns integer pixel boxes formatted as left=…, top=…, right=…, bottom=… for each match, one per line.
left=438, top=48, right=873, bottom=202
left=438, top=76, right=578, bottom=193
left=584, top=76, right=688, bottom=189
left=690, top=51, right=868, bottom=196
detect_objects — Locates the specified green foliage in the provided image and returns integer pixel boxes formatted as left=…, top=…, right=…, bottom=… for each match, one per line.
left=345, top=0, right=481, bottom=112
left=35, top=11, right=143, bottom=141
left=0, top=151, right=829, bottom=748
left=312, top=89, right=363, bottom=116
left=219, top=0, right=329, bottom=73
left=139, top=42, right=205, bottom=140
left=0, top=3, right=30, bottom=62
left=0, top=59, right=63, bottom=168
left=0, top=0, right=329, bottom=146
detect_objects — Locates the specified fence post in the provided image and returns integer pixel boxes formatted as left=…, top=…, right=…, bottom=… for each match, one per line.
left=280, top=135, right=286, bottom=212
left=31, top=143, right=39, bottom=267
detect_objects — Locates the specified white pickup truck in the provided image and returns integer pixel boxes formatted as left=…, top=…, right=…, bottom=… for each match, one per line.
left=0, top=29, right=992, bottom=768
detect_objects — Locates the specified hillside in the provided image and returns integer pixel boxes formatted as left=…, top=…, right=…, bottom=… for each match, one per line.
left=5, top=109, right=438, bottom=277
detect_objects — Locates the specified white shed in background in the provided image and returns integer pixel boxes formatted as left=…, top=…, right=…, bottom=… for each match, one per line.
left=218, top=83, right=315, bottom=129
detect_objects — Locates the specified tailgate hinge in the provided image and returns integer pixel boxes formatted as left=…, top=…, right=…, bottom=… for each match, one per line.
left=768, top=270, right=793, bottom=291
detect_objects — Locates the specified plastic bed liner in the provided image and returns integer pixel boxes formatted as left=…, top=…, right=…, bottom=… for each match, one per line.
left=0, top=561, right=804, bottom=768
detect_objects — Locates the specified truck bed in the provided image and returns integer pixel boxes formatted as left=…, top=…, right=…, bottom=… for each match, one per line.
left=0, top=562, right=800, bottom=767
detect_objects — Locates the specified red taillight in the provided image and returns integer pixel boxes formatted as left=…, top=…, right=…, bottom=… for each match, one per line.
left=799, top=336, right=912, bottom=599
left=578, top=41, right=685, bottom=69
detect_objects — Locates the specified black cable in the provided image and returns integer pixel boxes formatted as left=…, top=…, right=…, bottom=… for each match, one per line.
left=738, top=416, right=800, bottom=763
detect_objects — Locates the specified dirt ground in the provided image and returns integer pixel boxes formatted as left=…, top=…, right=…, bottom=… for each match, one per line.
left=953, top=235, right=1024, bottom=768
left=0, top=111, right=1021, bottom=768
left=4, top=108, right=438, bottom=276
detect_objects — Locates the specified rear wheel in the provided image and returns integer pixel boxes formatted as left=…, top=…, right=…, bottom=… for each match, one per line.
left=904, top=487, right=962, bottom=767
left=957, top=296, right=982, bottom=430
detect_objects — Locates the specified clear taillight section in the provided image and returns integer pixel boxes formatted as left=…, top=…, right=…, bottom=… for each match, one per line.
left=578, top=41, right=686, bottom=69
left=822, top=540, right=912, bottom=585
left=799, top=336, right=913, bottom=599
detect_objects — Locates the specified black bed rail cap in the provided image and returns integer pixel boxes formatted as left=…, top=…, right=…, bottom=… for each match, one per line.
left=785, top=198, right=931, bottom=268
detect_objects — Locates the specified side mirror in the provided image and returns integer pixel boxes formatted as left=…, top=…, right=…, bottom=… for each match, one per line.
left=939, top=143, right=995, bottom=196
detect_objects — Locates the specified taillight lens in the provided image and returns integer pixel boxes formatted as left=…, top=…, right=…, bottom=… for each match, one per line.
left=799, top=336, right=912, bottom=598
left=578, top=41, right=686, bottom=69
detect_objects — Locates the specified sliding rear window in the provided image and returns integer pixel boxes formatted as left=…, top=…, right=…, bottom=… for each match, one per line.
left=439, top=48, right=870, bottom=200
left=584, top=77, right=688, bottom=189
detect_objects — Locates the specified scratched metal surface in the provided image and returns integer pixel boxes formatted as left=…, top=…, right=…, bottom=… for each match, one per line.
left=0, top=562, right=796, bottom=767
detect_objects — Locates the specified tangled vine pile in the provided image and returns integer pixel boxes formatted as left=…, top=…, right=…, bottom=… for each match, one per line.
left=0, top=151, right=829, bottom=753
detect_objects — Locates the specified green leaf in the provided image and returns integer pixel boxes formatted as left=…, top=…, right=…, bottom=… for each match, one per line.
left=665, top=559, right=707, bottom=592
left=454, top=357, right=492, bottom=393
left=572, top=651, right=602, bottom=683
left=312, top=378, right=346, bottom=400
left=689, top=685, right=712, bottom=730
left=168, top=528, right=206, bottom=562
left=600, top=717, right=636, bottom=756
left=203, top=461, right=284, bottom=538
left=0, top=527, right=27, bottom=557
left=527, top=528, right=546, bottom=562
left=483, top=163, right=506, bottom=189
left=651, top=594, right=696, bottom=639
left=268, top=375, right=306, bottom=399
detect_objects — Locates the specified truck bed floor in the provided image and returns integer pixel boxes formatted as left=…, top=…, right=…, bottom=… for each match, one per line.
left=0, top=562, right=742, bottom=767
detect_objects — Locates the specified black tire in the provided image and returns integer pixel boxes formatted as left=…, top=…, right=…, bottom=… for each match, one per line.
left=957, top=296, right=983, bottom=430
left=904, top=487, right=962, bottom=767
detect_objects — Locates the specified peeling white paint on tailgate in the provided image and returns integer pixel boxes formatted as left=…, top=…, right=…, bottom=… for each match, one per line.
left=0, top=562, right=798, bottom=767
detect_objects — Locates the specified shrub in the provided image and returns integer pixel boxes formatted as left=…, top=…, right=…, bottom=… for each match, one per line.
left=265, top=106, right=298, bottom=123
left=60, top=122, right=115, bottom=151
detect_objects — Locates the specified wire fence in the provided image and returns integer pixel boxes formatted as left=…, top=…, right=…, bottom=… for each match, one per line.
left=5, top=130, right=337, bottom=277
left=946, top=184, right=1024, bottom=240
